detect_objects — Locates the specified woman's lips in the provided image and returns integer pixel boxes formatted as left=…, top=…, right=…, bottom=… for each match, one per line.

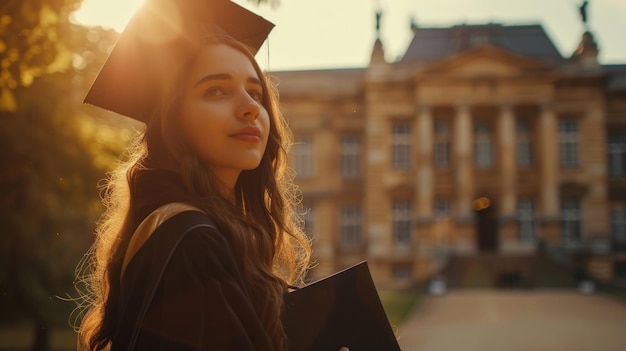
left=229, top=127, right=262, bottom=142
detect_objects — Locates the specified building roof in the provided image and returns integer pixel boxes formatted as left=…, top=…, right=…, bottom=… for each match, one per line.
left=271, top=23, right=626, bottom=94
left=401, top=23, right=563, bottom=63
left=603, top=64, right=626, bottom=91
left=271, top=68, right=366, bottom=97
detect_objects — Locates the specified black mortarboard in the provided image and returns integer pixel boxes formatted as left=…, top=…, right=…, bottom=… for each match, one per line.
left=84, top=0, right=274, bottom=122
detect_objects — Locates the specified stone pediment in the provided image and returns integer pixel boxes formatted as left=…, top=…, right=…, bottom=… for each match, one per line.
left=419, top=44, right=549, bottom=78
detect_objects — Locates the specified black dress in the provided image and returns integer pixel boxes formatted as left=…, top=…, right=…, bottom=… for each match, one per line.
left=111, top=170, right=276, bottom=351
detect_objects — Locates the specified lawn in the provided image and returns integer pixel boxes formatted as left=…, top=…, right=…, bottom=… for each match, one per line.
left=378, top=289, right=422, bottom=328
left=0, top=321, right=76, bottom=351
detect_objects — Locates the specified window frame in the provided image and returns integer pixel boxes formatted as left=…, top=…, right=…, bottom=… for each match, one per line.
left=608, top=133, right=626, bottom=177
left=559, top=119, right=579, bottom=168
left=561, top=199, right=582, bottom=244
left=391, top=120, right=411, bottom=170
left=612, top=207, right=626, bottom=247
left=392, top=199, right=412, bottom=245
left=434, top=119, right=450, bottom=168
left=293, top=134, right=313, bottom=178
left=516, top=118, right=533, bottom=168
left=517, top=198, right=536, bottom=243
left=474, top=120, right=493, bottom=168
left=392, top=264, right=412, bottom=282
left=340, top=206, right=361, bottom=248
left=434, top=198, right=450, bottom=218
left=340, top=135, right=361, bottom=179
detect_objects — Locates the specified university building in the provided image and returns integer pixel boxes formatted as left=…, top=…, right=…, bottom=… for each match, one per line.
left=273, top=18, right=626, bottom=287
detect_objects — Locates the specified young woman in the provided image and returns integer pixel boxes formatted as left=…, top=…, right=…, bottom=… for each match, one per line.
left=76, top=0, right=322, bottom=350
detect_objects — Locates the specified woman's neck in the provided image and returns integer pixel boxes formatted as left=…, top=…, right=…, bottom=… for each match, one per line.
left=206, top=167, right=240, bottom=204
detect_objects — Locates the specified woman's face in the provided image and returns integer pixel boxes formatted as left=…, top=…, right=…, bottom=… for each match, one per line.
left=179, top=43, right=270, bottom=188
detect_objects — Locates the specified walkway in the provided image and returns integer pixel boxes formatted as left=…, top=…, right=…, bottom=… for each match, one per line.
left=397, top=290, right=626, bottom=351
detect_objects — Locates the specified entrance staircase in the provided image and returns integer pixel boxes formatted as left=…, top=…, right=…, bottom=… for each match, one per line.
left=440, top=253, right=576, bottom=289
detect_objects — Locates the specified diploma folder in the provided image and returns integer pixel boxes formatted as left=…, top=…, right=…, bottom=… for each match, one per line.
left=283, top=261, right=401, bottom=351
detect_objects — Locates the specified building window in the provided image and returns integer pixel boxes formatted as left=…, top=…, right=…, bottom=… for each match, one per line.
left=434, top=198, right=450, bottom=218
left=615, top=262, right=626, bottom=280
left=392, top=264, right=411, bottom=282
left=612, top=208, right=626, bottom=246
left=302, top=205, right=314, bottom=237
left=516, top=119, right=532, bottom=167
left=340, top=206, right=361, bottom=248
left=340, top=135, right=360, bottom=179
left=559, top=119, right=579, bottom=168
left=434, top=120, right=449, bottom=168
left=608, top=133, right=626, bottom=177
left=293, top=135, right=313, bottom=178
left=392, top=200, right=412, bottom=245
left=392, top=121, right=411, bottom=170
left=517, top=199, right=536, bottom=243
left=561, top=199, right=582, bottom=244
left=474, top=120, right=492, bottom=167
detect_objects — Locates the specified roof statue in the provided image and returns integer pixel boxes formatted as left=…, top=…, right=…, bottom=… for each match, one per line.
left=375, top=10, right=382, bottom=35
left=410, top=17, right=418, bottom=34
left=370, top=9, right=386, bottom=64
left=579, top=1, right=589, bottom=26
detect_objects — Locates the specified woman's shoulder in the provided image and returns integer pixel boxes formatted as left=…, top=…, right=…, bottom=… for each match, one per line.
left=153, top=209, right=244, bottom=283
left=124, top=207, right=238, bottom=283
left=152, top=206, right=228, bottom=252
left=123, top=202, right=220, bottom=273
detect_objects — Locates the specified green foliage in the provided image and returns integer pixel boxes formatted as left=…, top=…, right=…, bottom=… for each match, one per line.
left=0, top=72, right=127, bottom=326
left=1, top=0, right=82, bottom=111
left=0, top=0, right=130, bottom=330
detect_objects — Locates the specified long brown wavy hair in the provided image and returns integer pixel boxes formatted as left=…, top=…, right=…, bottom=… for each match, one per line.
left=75, top=32, right=311, bottom=351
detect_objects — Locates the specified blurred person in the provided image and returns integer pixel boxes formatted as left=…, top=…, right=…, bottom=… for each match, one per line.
left=73, top=0, right=337, bottom=350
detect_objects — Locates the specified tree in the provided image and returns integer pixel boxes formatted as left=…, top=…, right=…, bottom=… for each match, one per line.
left=0, top=0, right=277, bottom=349
left=0, top=0, right=126, bottom=349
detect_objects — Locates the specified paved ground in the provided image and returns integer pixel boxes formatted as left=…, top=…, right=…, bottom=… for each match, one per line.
left=397, top=290, right=626, bottom=351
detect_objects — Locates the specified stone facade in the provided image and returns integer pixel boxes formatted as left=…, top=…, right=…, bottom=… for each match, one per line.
left=273, top=23, right=626, bottom=288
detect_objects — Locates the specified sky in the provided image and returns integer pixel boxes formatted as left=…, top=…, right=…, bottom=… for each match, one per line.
left=73, top=0, right=626, bottom=72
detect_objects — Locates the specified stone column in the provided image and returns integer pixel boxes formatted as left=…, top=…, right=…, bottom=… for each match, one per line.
left=454, top=104, right=474, bottom=252
left=416, top=106, right=434, bottom=247
left=539, top=103, right=561, bottom=244
left=498, top=105, right=518, bottom=251
left=363, top=84, right=384, bottom=259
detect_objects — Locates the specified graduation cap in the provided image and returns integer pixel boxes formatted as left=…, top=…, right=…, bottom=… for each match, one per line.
left=84, top=0, right=274, bottom=122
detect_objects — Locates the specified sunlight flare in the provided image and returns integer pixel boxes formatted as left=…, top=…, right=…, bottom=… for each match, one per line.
left=72, top=0, right=146, bottom=32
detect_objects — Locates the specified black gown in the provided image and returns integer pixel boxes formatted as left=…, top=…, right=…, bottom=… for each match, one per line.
left=111, top=203, right=276, bottom=350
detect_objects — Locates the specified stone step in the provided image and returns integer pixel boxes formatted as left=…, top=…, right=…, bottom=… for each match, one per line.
left=440, top=253, right=575, bottom=289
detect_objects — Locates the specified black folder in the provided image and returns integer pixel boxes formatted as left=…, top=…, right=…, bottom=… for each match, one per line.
left=283, top=261, right=401, bottom=351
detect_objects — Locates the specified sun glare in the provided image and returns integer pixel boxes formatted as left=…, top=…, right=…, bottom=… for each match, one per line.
left=72, top=0, right=146, bottom=32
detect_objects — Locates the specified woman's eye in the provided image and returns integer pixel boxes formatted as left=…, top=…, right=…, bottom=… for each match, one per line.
left=204, top=87, right=225, bottom=97
left=248, top=89, right=263, bottom=101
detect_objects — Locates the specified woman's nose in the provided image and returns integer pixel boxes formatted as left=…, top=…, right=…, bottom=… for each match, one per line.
left=236, top=92, right=260, bottom=120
